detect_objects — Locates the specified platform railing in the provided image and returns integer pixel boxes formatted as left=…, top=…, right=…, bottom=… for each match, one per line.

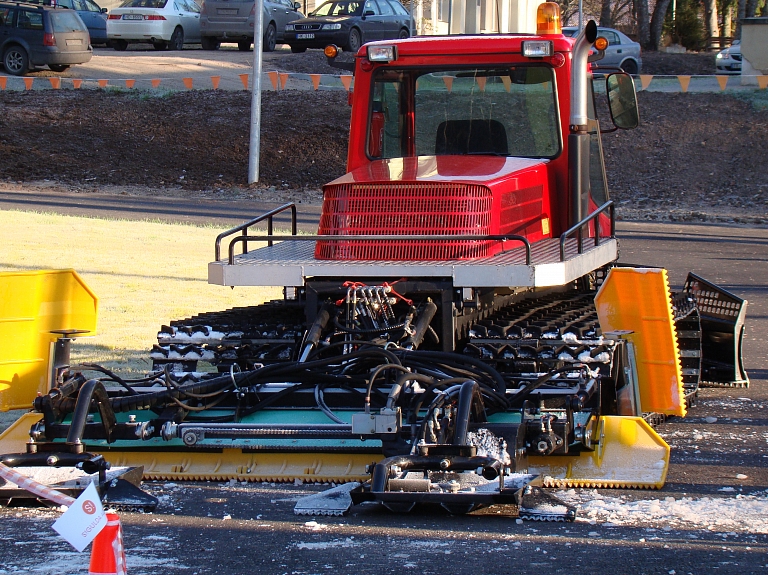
left=559, top=201, right=615, bottom=261
left=227, top=234, right=532, bottom=265
left=214, top=203, right=297, bottom=261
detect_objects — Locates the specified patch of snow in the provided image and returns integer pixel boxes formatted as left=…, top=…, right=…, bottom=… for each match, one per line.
left=558, top=489, right=768, bottom=533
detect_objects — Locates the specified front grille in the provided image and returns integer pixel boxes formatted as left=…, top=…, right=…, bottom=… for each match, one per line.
left=315, top=183, right=497, bottom=261
left=732, top=53, right=742, bottom=61
left=295, top=23, right=321, bottom=31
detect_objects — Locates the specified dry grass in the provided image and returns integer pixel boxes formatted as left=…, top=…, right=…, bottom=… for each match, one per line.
left=0, top=210, right=281, bottom=375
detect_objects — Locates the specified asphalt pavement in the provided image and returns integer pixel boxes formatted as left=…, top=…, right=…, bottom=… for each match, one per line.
left=0, top=191, right=766, bottom=575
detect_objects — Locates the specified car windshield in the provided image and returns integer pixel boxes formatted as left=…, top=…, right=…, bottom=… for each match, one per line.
left=368, top=66, right=561, bottom=159
left=119, top=0, right=168, bottom=7
left=311, top=1, right=362, bottom=16
left=50, top=10, right=87, bottom=31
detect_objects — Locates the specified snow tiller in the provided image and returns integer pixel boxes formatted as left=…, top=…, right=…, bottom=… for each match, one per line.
left=0, top=9, right=749, bottom=518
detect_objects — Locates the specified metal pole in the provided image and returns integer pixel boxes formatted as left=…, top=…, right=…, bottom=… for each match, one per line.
left=410, top=0, right=414, bottom=35
left=578, top=0, right=583, bottom=31
left=248, top=0, right=265, bottom=184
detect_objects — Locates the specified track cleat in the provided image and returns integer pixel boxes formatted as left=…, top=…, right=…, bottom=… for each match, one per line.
left=294, top=482, right=360, bottom=516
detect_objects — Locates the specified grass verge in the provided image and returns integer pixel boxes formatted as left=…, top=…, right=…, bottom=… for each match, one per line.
left=0, top=210, right=280, bottom=375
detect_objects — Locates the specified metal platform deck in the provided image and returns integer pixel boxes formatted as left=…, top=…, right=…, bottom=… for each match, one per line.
left=208, top=236, right=618, bottom=288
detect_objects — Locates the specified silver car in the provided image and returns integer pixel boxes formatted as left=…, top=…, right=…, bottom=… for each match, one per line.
left=563, top=26, right=642, bottom=74
left=199, top=0, right=303, bottom=51
left=716, top=40, right=741, bottom=74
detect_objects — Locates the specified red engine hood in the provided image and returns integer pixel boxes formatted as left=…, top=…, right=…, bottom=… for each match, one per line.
left=327, top=155, right=548, bottom=187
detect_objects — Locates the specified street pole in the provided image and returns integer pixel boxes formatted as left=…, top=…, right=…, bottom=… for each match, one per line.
left=578, top=0, right=583, bottom=31
left=248, top=0, right=265, bottom=184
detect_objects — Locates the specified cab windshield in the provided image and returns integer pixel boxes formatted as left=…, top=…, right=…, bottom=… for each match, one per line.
left=368, top=66, right=561, bottom=159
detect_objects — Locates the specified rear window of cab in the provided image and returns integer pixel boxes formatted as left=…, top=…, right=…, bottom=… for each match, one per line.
left=50, top=10, right=87, bottom=32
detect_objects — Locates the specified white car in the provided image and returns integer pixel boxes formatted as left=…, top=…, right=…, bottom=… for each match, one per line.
left=716, top=40, right=741, bottom=74
left=563, top=26, right=642, bottom=74
left=107, top=0, right=201, bottom=51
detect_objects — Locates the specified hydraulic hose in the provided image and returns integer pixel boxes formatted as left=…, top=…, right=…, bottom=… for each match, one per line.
left=65, top=378, right=116, bottom=446
left=453, top=380, right=485, bottom=446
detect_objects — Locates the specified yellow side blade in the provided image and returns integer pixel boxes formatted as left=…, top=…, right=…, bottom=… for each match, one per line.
left=528, top=416, right=670, bottom=489
left=0, top=270, right=98, bottom=411
left=594, top=267, right=686, bottom=417
left=104, top=450, right=371, bottom=483
left=0, top=414, right=370, bottom=483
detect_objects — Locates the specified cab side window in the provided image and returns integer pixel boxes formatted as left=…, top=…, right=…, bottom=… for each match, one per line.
left=364, top=0, right=379, bottom=14
left=0, top=7, right=11, bottom=26
left=17, top=10, right=44, bottom=30
left=603, top=31, right=619, bottom=46
left=376, top=0, right=393, bottom=15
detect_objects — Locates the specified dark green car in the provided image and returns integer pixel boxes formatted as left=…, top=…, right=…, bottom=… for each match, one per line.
left=0, top=2, right=92, bottom=75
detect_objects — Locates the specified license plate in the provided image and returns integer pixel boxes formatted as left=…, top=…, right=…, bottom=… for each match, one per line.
left=217, top=8, right=237, bottom=14
left=123, top=14, right=143, bottom=19
left=733, top=63, right=741, bottom=69
left=297, top=33, right=314, bottom=39
left=66, top=38, right=82, bottom=45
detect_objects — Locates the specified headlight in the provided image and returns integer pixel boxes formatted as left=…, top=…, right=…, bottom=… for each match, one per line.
left=322, top=23, right=342, bottom=30
left=286, top=24, right=295, bottom=30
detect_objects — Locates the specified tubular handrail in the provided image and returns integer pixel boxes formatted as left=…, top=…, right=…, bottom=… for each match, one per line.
left=227, top=234, right=532, bottom=265
left=214, top=203, right=297, bottom=261
left=559, top=201, right=615, bottom=262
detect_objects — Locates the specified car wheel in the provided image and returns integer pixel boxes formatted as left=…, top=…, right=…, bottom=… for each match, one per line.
left=169, top=27, right=184, bottom=50
left=153, top=40, right=168, bottom=51
left=621, top=59, right=638, bottom=74
left=3, top=45, right=28, bottom=76
left=290, top=46, right=306, bottom=53
left=263, top=22, right=276, bottom=52
left=238, top=40, right=252, bottom=51
left=112, top=39, right=128, bottom=51
left=48, top=64, right=70, bottom=72
left=346, top=28, right=361, bottom=53
left=398, top=28, right=409, bottom=39
left=201, top=36, right=220, bottom=50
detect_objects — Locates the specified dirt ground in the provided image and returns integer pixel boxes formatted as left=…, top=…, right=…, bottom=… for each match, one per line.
left=1, top=50, right=766, bottom=224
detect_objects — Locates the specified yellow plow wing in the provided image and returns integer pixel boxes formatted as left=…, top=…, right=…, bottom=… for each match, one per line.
left=528, top=416, right=670, bottom=489
left=595, top=267, right=686, bottom=417
left=0, top=270, right=97, bottom=411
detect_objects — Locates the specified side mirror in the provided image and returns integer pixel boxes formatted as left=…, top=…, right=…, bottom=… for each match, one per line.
left=606, top=72, right=639, bottom=130
left=293, top=1, right=300, bottom=10
left=101, top=7, right=107, bottom=12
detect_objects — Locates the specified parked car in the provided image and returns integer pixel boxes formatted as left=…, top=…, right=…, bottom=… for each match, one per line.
left=199, top=0, right=302, bottom=51
left=562, top=26, right=642, bottom=74
left=716, top=40, right=741, bottom=74
left=107, top=0, right=201, bottom=51
left=0, top=2, right=92, bottom=75
left=52, top=0, right=108, bottom=45
left=284, top=0, right=410, bottom=54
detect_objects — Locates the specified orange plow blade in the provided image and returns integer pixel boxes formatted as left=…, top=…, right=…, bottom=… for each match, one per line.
left=594, top=267, right=686, bottom=417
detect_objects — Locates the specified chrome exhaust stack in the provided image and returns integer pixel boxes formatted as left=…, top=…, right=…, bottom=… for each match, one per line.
left=568, top=20, right=598, bottom=227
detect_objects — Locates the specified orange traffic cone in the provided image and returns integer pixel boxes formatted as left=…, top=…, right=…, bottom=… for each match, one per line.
left=88, top=513, right=127, bottom=575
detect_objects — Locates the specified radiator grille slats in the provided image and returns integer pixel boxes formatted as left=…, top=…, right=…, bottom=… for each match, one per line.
left=316, top=183, right=497, bottom=260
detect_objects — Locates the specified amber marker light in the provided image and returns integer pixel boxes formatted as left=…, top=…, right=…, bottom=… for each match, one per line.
left=536, top=2, right=561, bottom=35
left=594, top=36, right=609, bottom=51
left=324, top=45, right=340, bottom=58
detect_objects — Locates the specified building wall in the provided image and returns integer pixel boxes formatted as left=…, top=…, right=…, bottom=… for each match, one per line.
left=414, top=0, right=536, bottom=35
left=740, top=17, right=768, bottom=85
